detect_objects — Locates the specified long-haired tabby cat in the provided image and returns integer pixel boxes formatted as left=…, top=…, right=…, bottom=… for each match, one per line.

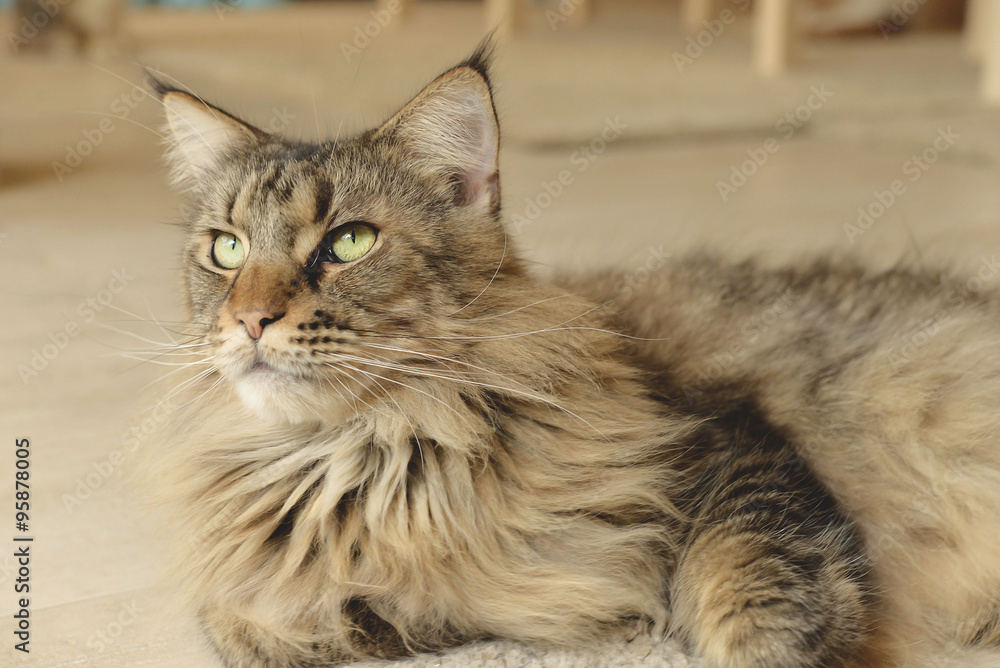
left=145, top=44, right=1000, bottom=668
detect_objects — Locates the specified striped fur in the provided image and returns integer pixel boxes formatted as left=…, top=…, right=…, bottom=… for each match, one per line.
left=144, top=47, right=1000, bottom=668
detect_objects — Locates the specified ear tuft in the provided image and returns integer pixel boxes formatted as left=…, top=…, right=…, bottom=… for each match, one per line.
left=154, top=81, right=261, bottom=191
left=455, top=37, right=495, bottom=92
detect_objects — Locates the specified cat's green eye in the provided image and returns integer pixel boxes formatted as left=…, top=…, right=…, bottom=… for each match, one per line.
left=212, top=232, right=245, bottom=270
left=329, top=223, right=377, bottom=263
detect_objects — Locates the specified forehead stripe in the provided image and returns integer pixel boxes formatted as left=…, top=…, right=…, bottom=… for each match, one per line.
left=225, top=187, right=238, bottom=228
left=261, top=163, right=284, bottom=197
left=314, top=180, right=333, bottom=224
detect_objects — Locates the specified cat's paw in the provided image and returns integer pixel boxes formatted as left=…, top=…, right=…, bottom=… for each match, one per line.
left=201, top=609, right=349, bottom=668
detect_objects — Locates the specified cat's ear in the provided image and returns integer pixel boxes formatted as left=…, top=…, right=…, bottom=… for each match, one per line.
left=153, top=80, right=263, bottom=189
left=377, top=48, right=500, bottom=211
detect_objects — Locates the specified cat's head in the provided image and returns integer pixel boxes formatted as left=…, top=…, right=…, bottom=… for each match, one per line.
left=156, top=47, right=528, bottom=425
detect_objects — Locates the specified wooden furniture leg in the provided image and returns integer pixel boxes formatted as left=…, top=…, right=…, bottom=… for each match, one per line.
left=754, top=0, right=796, bottom=76
left=682, top=0, right=717, bottom=33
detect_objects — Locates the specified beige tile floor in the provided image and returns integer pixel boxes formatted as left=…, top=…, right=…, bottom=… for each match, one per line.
left=2, top=1, right=1000, bottom=665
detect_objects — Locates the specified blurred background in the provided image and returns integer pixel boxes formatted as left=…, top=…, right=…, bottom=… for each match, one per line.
left=2, top=0, right=999, bottom=665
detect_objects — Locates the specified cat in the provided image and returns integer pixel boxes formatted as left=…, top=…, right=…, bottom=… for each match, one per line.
left=144, top=44, right=1000, bottom=668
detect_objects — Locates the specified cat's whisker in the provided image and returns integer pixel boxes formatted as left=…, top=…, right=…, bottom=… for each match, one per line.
left=117, top=353, right=218, bottom=367
left=324, top=370, right=360, bottom=414
left=138, top=358, right=220, bottom=393
left=110, top=348, right=214, bottom=359
left=345, top=346, right=486, bottom=382
left=341, top=359, right=424, bottom=459
left=69, top=111, right=167, bottom=140
left=155, top=366, right=220, bottom=409
left=326, top=349, right=521, bottom=391
left=109, top=348, right=215, bottom=381
left=321, top=374, right=354, bottom=411
left=89, top=61, right=169, bottom=110
left=325, top=363, right=395, bottom=420
left=103, top=347, right=212, bottom=360
left=359, top=324, right=666, bottom=343
left=348, top=340, right=534, bottom=392
left=326, top=353, right=528, bottom=435
left=328, top=363, right=382, bottom=409
left=102, top=301, right=209, bottom=342
left=141, top=294, right=184, bottom=347
left=337, top=365, right=389, bottom=417
left=309, top=94, right=322, bottom=141
left=172, top=374, right=226, bottom=414
left=91, top=64, right=222, bottom=165
left=105, top=340, right=213, bottom=354
left=100, top=321, right=208, bottom=345
left=461, top=294, right=575, bottom=322
left=449, top=232, right=507, bottom=316
left=102, top=318, right=202, bottom=327
left=91, top=62, right=224, bottom=161
left=346, top=301, right=651, bottom=344
left=325, top=358, right=478, bottom=433
left=338, top=363, right=476, bottom=434
left=95, top=318, right=205, bottom=350
left=323, top=351, right=610, bottom=441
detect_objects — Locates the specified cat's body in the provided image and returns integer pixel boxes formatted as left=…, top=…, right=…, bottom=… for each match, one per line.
left=574, top=257, right=1000, bottom=665
left=147, top=47, right=1000, bottom=668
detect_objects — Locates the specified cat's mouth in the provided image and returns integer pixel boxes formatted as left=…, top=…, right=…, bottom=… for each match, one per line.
left=235, top=357, right=311, bottom=388
left=229, top=349, right=306, bottom=382
left=221, top=345, right=356, bottom=424
left=229, top=356, right=323, bottom=424
left=245, top=360, right=286, bottom=378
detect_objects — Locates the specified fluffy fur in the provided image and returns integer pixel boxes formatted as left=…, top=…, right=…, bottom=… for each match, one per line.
left=143, top=46, right=1000, bottom=668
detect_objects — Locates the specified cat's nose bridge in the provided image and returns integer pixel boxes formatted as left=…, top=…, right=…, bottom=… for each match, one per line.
left=227, top=262, right=295, bottom=338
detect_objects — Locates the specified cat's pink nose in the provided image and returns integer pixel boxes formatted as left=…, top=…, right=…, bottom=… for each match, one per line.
left=234, top=310, right=282, bottom=340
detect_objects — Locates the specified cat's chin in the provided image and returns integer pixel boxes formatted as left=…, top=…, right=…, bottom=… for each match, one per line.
left=233, top=364, right=325, bottom=425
